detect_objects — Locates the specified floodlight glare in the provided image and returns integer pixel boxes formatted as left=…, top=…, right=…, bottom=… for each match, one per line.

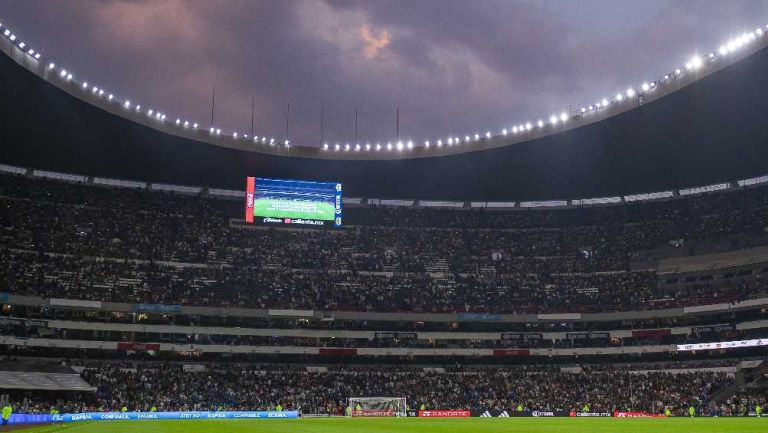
left=559, top=112, right=568, bottom=122
left=616, top=93, right=623, bottom=101
left=550, top=115, right=558, bottom=124
left=626, top=88, right=635, bottom=97
left=502, top=128, right=508, bottom=135
left=537, top=120, right=544, bottom=127
left=485, top=131, right=491, bottom=138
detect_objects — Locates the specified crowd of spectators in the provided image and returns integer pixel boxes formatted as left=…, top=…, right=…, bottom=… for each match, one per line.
left=5, top=363, right=739, bottom=416
left=1, top=173, right=768, bottom=313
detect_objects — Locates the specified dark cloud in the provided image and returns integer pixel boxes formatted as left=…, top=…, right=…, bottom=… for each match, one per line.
left=0, top=0, right=767, bottom=147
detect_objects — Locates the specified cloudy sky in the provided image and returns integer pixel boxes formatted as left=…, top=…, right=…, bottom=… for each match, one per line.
left=1, top=0, right=767, bottom=147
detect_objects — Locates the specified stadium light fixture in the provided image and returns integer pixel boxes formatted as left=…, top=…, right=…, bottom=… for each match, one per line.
left=447, top=137, right=454, bottom=145
left=616, top=93, right=623, bottom=101
left=537, top=120, right=544, bottom=127
left=209, top=127, right=215, bottom=133
left=98, top=89, right=104, bottom=96
left=108, top=94, right=113, bottom=101
left=525, top=122, right=532, bottom=131
left=9, top=34, right=15, bottom=41
left=355, top=144, right=360, bottom=151
left=148, top=109, right=154, bottom=116
left=437, top=139, right=442, bottom=147
left=396, top=141, right=403, bottom=151
left=581, top=107, right=586, bottom=113
left=82, top=82, right=88, bottom=89
left=2, top=30, right=8, bottom=36
left=48, top=62, right=54, bottom=69
left=512, top=126, right=518, bottom=134
left=124, top=100, right=131, bottom=108
left=365, top=143, right=371, bottom=151
left=407, top=140, right=413, bottom=149
left=641, top=82, right=650, bottom=91
left=674, top=68, right=681, bottom=75
left=67, top=74, right=72, bottom=80
left=375, top=143, right=381, bottom=151
left=601, top=98, right=609, bottom=106
left=193, top=123, right=198, bottom=128
left=135, top=105, right=141, bottom=111
left=27, top=49, right=34, bottom=55
left=18, top=42, right=25, bottom=49
left=474, top=134, right=480, bottom=141
left=549, top=115, right=558, bottom=125
left=334, top=144, right=340, bottom=151
left=559, top=112, right=568, bottom=122
left=285, top=140, right=290, bottom=146
left=59, top=69, right=67, bottom=77
left=216, top=129, right=221, bottom=135
left=270, top=138, right=275, bottom=145
left=424, top=140, right=430, bottom=148
left=464, top=135, right=470, bottom=142
left=485, top=131, right=491, bottom=138
left=233, top=132, right=238, bottom=138
left=183, top=121, right=189, bottom=127
left=454, top=137, right=460, bottom=144
left=386, top=143, right=392, bottom=151
left=175, top=119, right=181, bottom=125
left=502, top=128, right=508, bottom=135
left=626, top=88, right=635, bottom=97
left=34, top=53, right=41, bottom=59
left=690, top=56, right=703, bottom=69
left=322, top=143, right=328, bottom=150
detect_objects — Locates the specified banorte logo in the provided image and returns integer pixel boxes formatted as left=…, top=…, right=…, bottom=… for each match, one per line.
left=246, top=192, right=254, bottom=209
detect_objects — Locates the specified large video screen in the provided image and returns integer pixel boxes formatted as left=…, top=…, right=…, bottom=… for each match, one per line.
left=245, top=177, right=342, bottom=227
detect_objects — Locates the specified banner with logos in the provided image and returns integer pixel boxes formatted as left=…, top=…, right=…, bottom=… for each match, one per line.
left=613, top=411, right=666, bottom=418
left=456, top=313, right=502, bottom=322
left=132, top=303, right=182, bottom=313
left=374, top=332, right=418, bottom=340
left=418, top=410, right=470, bottom=418
left=501, top=332, right=543, bottom=341
left=117, top=342, right=161, bottom=351
left=51, top=411, right=299, bottom=422
left=677, top=338, right=768, bottom=351
left=570, top=411, right=612, bottom=417
left=0, top=317, right=47, bottom=327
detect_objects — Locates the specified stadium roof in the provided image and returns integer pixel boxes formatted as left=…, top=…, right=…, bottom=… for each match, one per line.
left=1, top=23, right=768, bottom=200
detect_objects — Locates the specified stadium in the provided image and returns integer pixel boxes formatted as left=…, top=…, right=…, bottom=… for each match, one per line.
left=0, top=2, right=767, bottom=432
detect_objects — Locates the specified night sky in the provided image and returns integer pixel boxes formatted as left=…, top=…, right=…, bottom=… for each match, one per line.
left=1, top=0, right=767, bottom=147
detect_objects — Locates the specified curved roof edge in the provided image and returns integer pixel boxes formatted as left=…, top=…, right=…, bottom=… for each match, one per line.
left=2, top=23, right=768, bottom=161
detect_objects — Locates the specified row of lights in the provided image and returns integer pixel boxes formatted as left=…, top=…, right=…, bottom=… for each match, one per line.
left=321, top=26, right=767, bottom=153
left=2, top=19, right=766, bottom=155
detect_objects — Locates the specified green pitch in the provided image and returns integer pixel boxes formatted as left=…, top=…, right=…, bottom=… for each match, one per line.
left=253, top=198, right=335, bottom=220
left=18, top=417, right=768, bottom=433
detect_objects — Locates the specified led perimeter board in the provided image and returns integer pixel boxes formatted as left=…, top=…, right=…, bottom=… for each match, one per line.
left=245, top=177, right=342, bottom=227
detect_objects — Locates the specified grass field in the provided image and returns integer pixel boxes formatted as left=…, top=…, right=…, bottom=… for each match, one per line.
left=17, top=417, right=768, bottom=433
left=253, top=198, right=335, bottom=220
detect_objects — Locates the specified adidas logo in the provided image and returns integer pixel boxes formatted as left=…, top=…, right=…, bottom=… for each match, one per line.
left=498, top=411, right=510, bottom=417
left=480, top=411, right=493, bottom=417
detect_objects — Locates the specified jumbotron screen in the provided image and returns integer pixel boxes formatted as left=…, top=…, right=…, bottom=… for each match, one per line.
left=245, top=177, right=342, bottom=227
